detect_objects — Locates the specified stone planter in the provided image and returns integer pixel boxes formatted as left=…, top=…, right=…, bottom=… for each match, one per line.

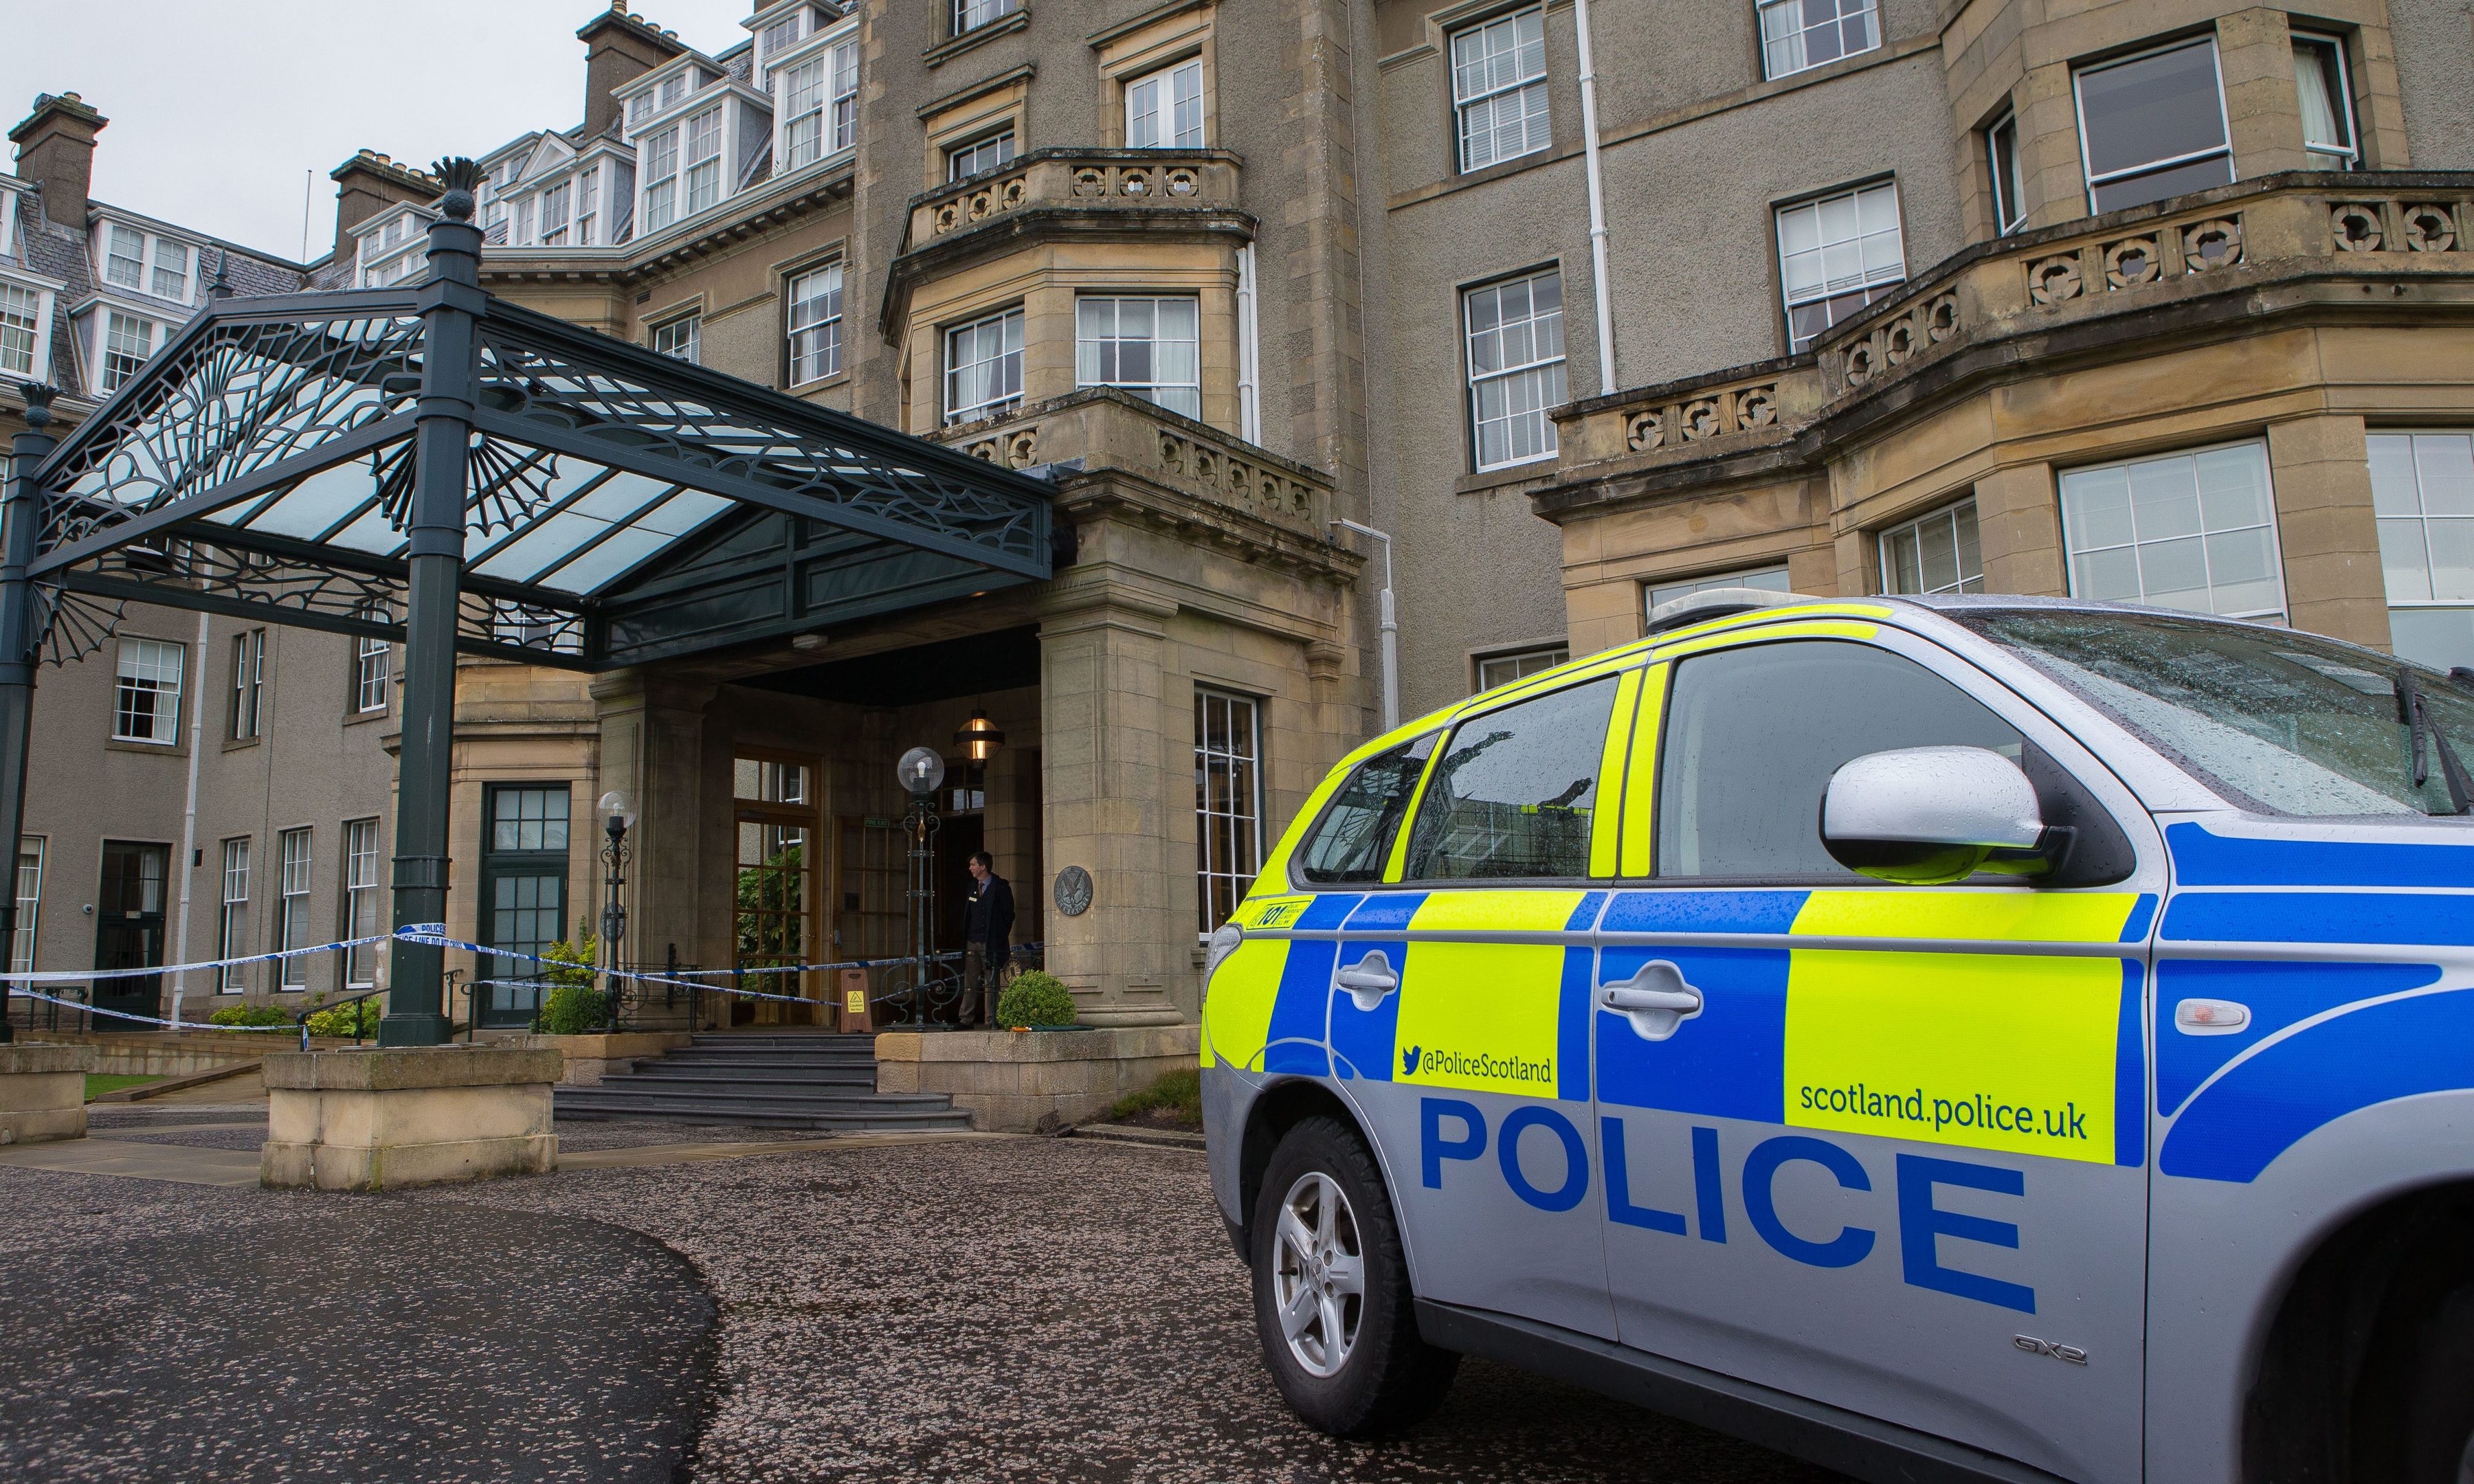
left=0, top=1044, right=94, bottom=1145
left=260, top=1045, right=561, bottom=1191
left=520, top=1031, right=693, bottom=1085
left=874, top=1023, right=1199, bottom=1132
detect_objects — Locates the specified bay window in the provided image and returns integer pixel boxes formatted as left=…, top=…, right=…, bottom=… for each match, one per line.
left=1076, top=296, right=1201, bottom=418
left=2074, top=38, right=2233, bottom=214
left=944, top=307, right=1023, bottom=424
left=2293, top=33, right=2359, bottom=170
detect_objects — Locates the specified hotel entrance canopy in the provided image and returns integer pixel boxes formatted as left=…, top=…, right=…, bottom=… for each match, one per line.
left=0, top=161, right=1054, bottom=1047
left=21, top=280, right=1053, bottom=672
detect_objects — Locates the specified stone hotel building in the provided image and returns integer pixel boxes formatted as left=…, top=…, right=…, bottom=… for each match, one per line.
left=5, top=0, right=2474, bottom=1038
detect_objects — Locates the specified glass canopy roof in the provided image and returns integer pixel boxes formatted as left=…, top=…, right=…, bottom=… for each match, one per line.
left=25, top=289, right=1054, bottom=669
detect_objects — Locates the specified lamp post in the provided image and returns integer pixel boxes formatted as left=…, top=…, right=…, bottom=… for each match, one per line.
left=597, top=789, right=636, bottom=1028
left=897, top=746, right=944, bottom=1026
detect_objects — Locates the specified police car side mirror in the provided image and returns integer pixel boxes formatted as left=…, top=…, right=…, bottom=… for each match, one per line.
left=1821, top=746, right=2048, bottom=886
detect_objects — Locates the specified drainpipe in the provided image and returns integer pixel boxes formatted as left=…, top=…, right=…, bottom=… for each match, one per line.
left=1236, top=243, right=1262, bottom=445
left=1332, top=519, right=1398, bottom=732
left=168, top=607, right=209, bottom=1031
left=1573, top=0, right=1618, bottom=396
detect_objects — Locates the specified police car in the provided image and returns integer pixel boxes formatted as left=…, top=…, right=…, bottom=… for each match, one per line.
left=1200, top=590, right=2474, bottom=1484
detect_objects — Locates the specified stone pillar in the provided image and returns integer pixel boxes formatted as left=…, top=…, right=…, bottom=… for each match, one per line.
left=1038, top=579, right=1183, bottom=1028
left=590, top=671, right=715, bottom=982
left=260, top=1045, right=560, bottom=1191
left=2267, top=414, right=2392, bottom=652
left=2217, top=9, right=2310, bottom=178
left=1974, top=462, right=2068, bottom=597
left=0, top=1044, right=92, bottom=1145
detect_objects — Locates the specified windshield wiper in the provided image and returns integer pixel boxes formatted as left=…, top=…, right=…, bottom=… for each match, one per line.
left=2396, top=668, right=2472, bottom=815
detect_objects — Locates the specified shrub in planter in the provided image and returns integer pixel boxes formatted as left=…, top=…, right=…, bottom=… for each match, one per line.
left=302, top=997, right=381, bottom=1039
left=207, top=1004, right=290, bottom=1029
left=996, top=970, right=1078, bottom=1028
left=536, top=934, right=610, bottom=1036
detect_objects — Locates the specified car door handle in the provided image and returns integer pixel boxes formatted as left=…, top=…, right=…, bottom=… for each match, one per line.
left=1601, top=960, right=1702, bottom=1042
left=1335, top=951, right=1398, bottom=1011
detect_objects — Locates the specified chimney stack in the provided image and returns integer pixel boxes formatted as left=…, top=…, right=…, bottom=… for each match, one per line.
left=8, top=92, right=107, bottom=229
left=327, top=150, right=443, bottom=265
left=577, top=5, right=687, bottom=142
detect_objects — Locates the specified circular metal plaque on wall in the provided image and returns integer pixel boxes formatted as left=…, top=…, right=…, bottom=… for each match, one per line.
left=1054, top=865, right=1093, bottom=917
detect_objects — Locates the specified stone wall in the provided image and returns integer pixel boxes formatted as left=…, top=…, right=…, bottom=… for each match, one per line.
left=876, top=1024, right=1199, bottom=1132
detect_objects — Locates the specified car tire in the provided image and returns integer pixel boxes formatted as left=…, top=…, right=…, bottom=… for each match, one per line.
left=1249, top=1114, right=1459, bottom=1438
left=2352, top=1245, right=2474, bottom=1482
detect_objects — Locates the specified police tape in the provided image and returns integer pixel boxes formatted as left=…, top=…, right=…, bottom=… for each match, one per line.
left=465, top=942, right=1047, bottom=1007
left=0, top=924, right=444, bottom=985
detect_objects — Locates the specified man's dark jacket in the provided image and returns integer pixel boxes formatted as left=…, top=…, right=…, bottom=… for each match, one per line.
left=965, top=873, right=1014, bottom=947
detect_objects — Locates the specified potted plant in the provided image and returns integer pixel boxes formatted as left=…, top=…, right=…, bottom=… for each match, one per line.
left=535, top=934, right=609, bottom=1037
left=996, top=970, right=1080, bottom=1031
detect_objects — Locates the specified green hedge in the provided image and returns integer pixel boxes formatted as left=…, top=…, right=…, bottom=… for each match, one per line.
left=996, top=970, right=1077, bottom=1028
left=536, top=934, right=610, bottom=1035
left=303, top=997, right=380, bottom=1039
left=206, top=1004, right=289, bottom=1029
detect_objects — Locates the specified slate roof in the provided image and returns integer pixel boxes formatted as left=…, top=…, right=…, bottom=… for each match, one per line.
left=1, top=181, right=310, bottom=408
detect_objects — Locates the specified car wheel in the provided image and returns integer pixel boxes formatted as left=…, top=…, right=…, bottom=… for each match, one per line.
left=2352, top=1254, right=2474, bottom=1481
left=1250, top=1114, right=1458, bottom=1437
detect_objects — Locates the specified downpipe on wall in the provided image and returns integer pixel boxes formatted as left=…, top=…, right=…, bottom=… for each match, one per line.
left=1573, top=0, right=1618, bottom=395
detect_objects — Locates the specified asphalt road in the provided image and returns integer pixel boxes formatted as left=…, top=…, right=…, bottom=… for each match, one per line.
left=0, top=1121, right=1842, bottom=1483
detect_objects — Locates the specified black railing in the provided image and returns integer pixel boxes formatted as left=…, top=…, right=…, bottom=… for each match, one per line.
left=294, top=986, right=386, bottom=1050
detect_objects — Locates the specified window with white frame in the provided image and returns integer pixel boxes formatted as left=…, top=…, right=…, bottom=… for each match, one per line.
left=1776, top=181, right=1905, bottom=352
left=1076, top=296, right=1201, bottom=418
left=113, top=638, right=183, bottom=743
left=944, top=306, right=1023, bottom=424
left=2369, top=432, right=2474, bottom=669
left=353, top=625, right=389, bottom=715
left=1475, top=645, right=1568, bottom=692
left=1126, top=58, right=1205, bottom=149
left=2060, top=441, right=2284, bottom=619
left=217, top=837, right=249, bottom=992
left=761, top=10, right=803, bottom=58
left=343, top=818, right=382, bottom=987
left=1880, top=500, right=1985, bottom=595
left=1759, top=0, right=1878, bottom=80
left=575, top=168, right=600, bottom=247
left=782, top=56, right=828, bottom=169
left=100, top=311, right=159, bottom=393
left=0, top=282, right=38, bottom=377
left=514, top=196, right=535, bottom=247
left=684, top=106, right=726, bottom=216
left=276, top=828, right=311, bottom=987
left=12, top=836, right=41, bottom=976
left=538, top=181, right=572, bottom=246
left=1647, top=565, right=1793, bottom=612
left=953, top=0, right=1017, bottom=35
left=0, top=190, right=17, bottom=258
left=102, top=223, right=193, bottom=302
left=1986, top=113, right=2026, bottom=234
left=2074, top=38, right=2233, bottom=214
left=829, top=40, right=860, bottom=153
left=1451, top=8, right=1550, bottom=173
left=651, top=314, right=700, bottom=364
left=230, top=627, right=264, bottom=741
left=643, top=125, right=682, bottom=232
left=1464, top=268, right=1566, bottom=471
left=2293, top=33, right=2359, bottom=170
left=947, top=131, right=1016, bottom=181
left=788, top=263, right=844, bottom=384
left=1194, top=688, right=1263, bottom=935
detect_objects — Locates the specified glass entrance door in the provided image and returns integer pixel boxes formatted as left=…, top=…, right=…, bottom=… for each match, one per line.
left=478, top=785, right=570, bottom=1028
left=733, top=754, right=819, bottom=1026
left=93, top=841, right=168, bottom=1031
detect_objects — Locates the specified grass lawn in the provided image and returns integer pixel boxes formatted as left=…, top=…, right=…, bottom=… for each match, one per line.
left=84, top=1073, right=166, bottom=1101
left=1104, top=1065, right=1201, bottom=1130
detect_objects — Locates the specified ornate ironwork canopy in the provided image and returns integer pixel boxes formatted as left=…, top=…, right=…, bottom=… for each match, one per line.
left=25, top=287, right=1055, bottom=671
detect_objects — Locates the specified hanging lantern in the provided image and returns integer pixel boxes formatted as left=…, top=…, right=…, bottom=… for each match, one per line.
left=954, top=708, right=1005, bottom=762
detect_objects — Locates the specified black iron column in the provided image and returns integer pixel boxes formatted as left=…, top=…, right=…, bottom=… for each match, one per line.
left=0, top=383, right=57, bottom=1045
left=380, top=161, right=487, bottom=1048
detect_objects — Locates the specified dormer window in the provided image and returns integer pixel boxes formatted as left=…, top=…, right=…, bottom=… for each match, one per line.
left=628, top=92, right=654, bottom=126
left=0, top=282, right=42, bottom=377
left=539, top=182, right=572, bottom=246
left=99, top=223, right=194, bottom=304
left=761, top=12, right=802, bottom=59
left=100, top=310, right=161, bottom=393
left=643, top=126, right=682, bottom=232
left=660, top=71, right=688, bottom=109
left=684, top=106, right=726, bottom=216
left=778, top=34, right=860, bottom=170
left=577, top=170, right=601, bottom=247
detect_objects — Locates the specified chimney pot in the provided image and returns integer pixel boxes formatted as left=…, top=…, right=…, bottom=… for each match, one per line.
left=7, top=92, right=107, bottom=227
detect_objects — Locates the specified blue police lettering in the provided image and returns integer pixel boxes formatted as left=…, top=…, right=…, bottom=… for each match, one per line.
left=1895, top=1154, right=2036, bottom=1314
left=1741, top=1135, right=1875, bottom=1268
left=1420, top=1097, right=1485, bottom=1189
left=1601, top=1116, right=1686, bottom=1234
left=1499, top=1106, right=1587, bottom=1212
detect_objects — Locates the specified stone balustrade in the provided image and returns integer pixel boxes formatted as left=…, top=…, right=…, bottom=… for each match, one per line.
left=939, top=387, right=1328, bottom=539
left=1557, top=172, right=2474, bottom=477
left=906, top=148, right=1242, bottom=244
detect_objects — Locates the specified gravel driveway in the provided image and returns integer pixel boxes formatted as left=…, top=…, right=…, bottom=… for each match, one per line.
left=0, top=1129, right=1840, bottom=1483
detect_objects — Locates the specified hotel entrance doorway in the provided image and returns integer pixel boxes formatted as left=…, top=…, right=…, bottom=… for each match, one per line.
left=732, top=752, right=821, bottom=1026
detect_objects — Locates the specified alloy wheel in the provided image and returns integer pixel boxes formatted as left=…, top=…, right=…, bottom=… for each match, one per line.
left=1272, top=1169, right=1366, bottom=1378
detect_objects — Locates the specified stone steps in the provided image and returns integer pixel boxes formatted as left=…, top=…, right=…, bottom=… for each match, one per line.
left=555, top=1030, right=971, bottom=1132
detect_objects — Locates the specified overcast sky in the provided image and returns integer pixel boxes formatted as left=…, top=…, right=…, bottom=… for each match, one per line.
left=2, top=1, right=758, bottom=262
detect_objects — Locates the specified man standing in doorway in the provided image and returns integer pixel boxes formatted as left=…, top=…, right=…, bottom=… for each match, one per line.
left=959, top=850, right=1014, bottom=1028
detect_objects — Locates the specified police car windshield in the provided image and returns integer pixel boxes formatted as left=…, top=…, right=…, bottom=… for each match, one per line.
left=1960, top=609, right=2474, bottom=818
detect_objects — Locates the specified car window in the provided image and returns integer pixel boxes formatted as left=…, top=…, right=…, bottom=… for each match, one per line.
left=1403, top=676, right=1620, bottom=881
left=1295, top=734, right=1437, bottom=884
left=1961, top=608, right=2474, bottom=817
left=1657, top=640, right=2022, bottom=879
